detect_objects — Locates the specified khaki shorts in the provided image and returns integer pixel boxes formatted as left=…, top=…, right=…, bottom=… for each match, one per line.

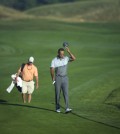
left=22, top=80, right=34, bottom=94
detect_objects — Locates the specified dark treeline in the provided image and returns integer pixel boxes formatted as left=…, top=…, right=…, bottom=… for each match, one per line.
left=0, top=0, right=80, bottom=10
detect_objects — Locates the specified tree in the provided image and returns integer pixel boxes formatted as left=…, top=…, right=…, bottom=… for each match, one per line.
left=0, top=0, right=80, bottom=10
left=12, top=0, right=37, bottom=10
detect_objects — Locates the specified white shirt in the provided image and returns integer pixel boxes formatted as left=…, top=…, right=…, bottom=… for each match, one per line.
left=50, top=56, right=70, bottom=76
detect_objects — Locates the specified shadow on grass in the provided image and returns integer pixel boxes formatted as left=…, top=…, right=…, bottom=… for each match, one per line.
left=0, top=99, right=55, bottom=113
left=115, top=104, right=120, bottom=109
left=0, top=99, right=120, bottom=130
left=71, top=111, right=120, bottom=130
left=0, top=99, right=8, bottom=103
left=104, top=87, right=120, bottom=109
left=60, top=105, right=120, bottom=130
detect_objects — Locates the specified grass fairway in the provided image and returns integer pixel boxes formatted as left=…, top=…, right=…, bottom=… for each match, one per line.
left=0, top=19, right=120, bottom=134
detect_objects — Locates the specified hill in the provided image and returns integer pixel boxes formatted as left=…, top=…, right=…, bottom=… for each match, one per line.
left=25, top=0, right=120, bottom=22
left=0, top=5, right=33, bottom=20
left=0, top=0, right=120, bottom=22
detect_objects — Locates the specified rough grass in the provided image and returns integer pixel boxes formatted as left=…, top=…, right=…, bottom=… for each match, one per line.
left=0, top=5, right=34, bottom=20
left=25, top=0, right=120, bottom=22
left=0, top=0, right=120, bottom=22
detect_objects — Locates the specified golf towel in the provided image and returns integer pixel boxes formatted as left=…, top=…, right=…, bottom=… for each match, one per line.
left=6, top=81, right=15, bottom=93
left=6, top=74, right=22, bottom=93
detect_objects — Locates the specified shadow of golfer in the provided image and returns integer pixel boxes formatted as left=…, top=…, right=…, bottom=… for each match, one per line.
left=1, top=100, right=120, bottom=130
left=70, top=111, right=120, bottom=130
left=0, top=100, right=55, bottom=113
left=59, top=105, right=120, bottom=130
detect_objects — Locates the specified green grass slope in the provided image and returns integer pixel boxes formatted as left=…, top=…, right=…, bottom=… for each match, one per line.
left=25, top=0, right=120, bottom=22
left=0, top=5, right=33, bottom=20
left=0, top=19, right=120, bottom=134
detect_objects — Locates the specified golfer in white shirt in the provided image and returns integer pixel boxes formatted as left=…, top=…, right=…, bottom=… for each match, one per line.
left=50, top=47, right=76, bottom=113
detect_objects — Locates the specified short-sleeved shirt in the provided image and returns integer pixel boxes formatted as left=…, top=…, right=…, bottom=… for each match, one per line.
left=50, top=56, right=70, bottom=76
left=19, top=64, right=38, bottom=81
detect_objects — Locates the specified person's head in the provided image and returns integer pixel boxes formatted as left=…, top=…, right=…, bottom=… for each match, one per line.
left=58, top=48, right=65, bottom=58
left=28, top=56, right=34, bottom=64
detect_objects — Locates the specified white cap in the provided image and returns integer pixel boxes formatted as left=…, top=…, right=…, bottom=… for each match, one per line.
left=28, top=56, right=34, bottom=63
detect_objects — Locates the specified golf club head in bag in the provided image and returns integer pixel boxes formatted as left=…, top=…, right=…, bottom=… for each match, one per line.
left=63, top=42, right=69, bottom=48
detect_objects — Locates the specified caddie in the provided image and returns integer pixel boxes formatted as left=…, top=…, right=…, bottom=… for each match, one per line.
left=16, top=56, right=39, bottom=103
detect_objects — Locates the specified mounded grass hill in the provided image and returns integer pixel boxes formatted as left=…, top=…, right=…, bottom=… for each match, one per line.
left=0, top=5, right=33, bottom=20
left=25, top=0, right=120, bottom=22
left=0, top=0, right=120, bottom=22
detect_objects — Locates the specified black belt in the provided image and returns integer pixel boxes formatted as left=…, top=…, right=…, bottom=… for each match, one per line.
left=56, top=75, right=67, bottom=77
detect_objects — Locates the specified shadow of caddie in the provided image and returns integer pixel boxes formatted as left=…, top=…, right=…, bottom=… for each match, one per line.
left=0, top=99, right=55, bottom=113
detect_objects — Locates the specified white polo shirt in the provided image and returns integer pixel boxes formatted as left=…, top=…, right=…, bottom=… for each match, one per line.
left=50, top=56, right=70, bottom=76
